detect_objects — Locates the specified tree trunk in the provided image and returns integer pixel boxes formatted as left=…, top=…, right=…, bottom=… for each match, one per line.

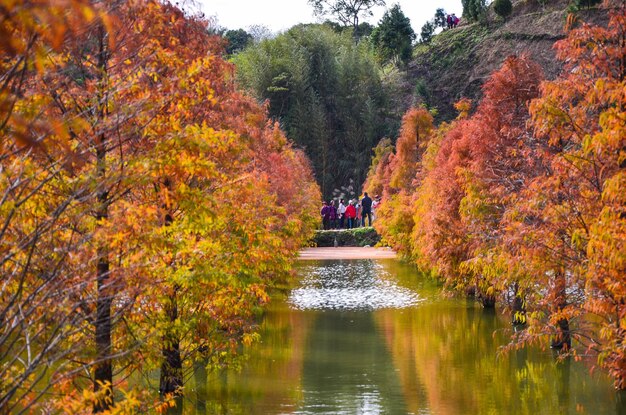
left=159, top=287, right=183, bottom=396
left=476, top=279, right=496, bottom=308
left=93, top=24, right=112, bottom=403
left=158, top=181, right=183, bottom=396
left=94, top=254, right=113, bottom=412
left=480, top=293, right=496, bottom=308
left=93, top=138, right=113, bottom=412
left=512, top=282, right=526, bottom=326
left=550, top=269, right=571, bottom=350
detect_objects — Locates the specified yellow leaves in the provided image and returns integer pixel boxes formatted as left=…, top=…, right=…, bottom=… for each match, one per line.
left=513, top=311, right=527, bottom=325
left=54, top=382, right=142, bottom=415
left=242, top=332, right=261, bottom=347
left=80, top=3, right=96, bottom=22
left=154, top=397, right=177, bottom=414
left=1, top=0, right=322, bottom=411
left=601, top=172, right=626, bottom=204
left=454, top=98, right=472, bottom=119
left=570, top=227, right=589, bottom=250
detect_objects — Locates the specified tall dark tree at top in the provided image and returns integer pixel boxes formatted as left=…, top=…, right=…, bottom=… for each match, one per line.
left=434, top=8, right=447, bottom=29
left=371, top=4, right=416, bottom=65
left=309, top=0, right=386, bottom=30
left=462, top=0, right=487, bottom=21
left=493, top=0, right=513, bottom=20
left=223, top=28, right=253, bottom=55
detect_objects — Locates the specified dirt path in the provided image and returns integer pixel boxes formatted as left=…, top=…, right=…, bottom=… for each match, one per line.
left=299, top=247, right=397, bottom=260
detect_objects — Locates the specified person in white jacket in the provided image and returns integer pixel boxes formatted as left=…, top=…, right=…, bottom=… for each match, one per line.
left=338, top=199, right=347, bottom=229
left=371, top=195, right=381, bottom=223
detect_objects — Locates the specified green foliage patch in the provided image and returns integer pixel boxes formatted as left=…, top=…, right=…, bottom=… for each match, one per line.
left=494, top=0, right=513, bottom=19
left=371, top=4, right=415, bottom=65
left=312, top=227, right=381, bottom=247
left=233, top=25, right=395, bottom=199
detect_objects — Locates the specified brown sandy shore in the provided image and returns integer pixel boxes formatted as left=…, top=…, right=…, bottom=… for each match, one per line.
left=299, top=247, right=397, bottom=260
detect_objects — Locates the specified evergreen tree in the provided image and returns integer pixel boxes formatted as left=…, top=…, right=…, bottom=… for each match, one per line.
left=223, top=28, right=253, bottom=55
left=494, top=0, right=513, bottom=19
left=355, top=21, right=375, bottom=38
left=434, top=8, right=447, bottom=29
left=575, top=0, right=602, bottom=9
left=420, top=21, right=435, bottom=43
left=370, top=4, right=416, bottom=65
left=462, top=0, right=469, bottom=18
left=462, top=0, right=487, bottom=21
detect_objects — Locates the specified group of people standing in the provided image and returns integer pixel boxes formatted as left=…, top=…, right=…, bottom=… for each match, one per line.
left=320, top=192, right=381, bottom=230
left=446, top=13, right=460, bottom=29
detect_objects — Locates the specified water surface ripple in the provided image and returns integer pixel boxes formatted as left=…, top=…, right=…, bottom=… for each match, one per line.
left=289, top=261, right=421, bottom=311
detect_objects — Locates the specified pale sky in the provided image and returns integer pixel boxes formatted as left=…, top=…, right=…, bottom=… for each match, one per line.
left=198, top=0, right=463, bottom=34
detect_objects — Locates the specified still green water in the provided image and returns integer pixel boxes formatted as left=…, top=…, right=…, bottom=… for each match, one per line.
left=180, top=259, right=625, bottom=414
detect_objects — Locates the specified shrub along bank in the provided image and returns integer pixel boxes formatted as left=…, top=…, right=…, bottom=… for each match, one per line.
left=312, top=227, right=381, bottom=247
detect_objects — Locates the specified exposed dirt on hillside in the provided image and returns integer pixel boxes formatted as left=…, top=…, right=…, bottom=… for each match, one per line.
left=403, top=0, right=607, bottom=122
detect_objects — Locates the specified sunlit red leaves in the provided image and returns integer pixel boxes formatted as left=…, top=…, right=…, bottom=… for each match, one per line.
left=365, top=108, right=434, bottom=255
left=369, top=3, right=626, bottom=388
left=388, top=107, right=433, bottom=192
left=362, top=137, right=393, bottom=200
left=0, top=0, right=111, bottom=152
left=527, top=2, right=626, bottom=387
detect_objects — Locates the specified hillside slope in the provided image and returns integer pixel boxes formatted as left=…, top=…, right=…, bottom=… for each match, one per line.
left=406, top=0, right=606, bottom=121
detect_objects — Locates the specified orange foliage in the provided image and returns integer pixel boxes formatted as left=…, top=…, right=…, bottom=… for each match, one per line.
left=411, top=123, right=472, bottom=282
left=0, top=0, right=320, bottom=411
left=365, top=107, right=434, bottom=255
left=367, top=2, right=626, bottom=388
left=523, top=2, right=626, bottom=387
left=458, top=55, right=544, bottom=302
left=388, top=107, right=433, bottom=193
left=362, top=138, right=393, bottom=202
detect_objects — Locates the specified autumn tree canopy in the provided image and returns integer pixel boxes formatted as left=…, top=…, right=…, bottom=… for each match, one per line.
left=365, top=1, right=626, bottom=389
left=0, top=1, right=320, bottom=413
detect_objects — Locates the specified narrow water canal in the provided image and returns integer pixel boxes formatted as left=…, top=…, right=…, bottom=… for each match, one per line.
left=183, top=259, right=624, bottom=414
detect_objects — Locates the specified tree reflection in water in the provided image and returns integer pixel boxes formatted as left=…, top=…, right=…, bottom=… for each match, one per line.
left=173, top=259, right=619, bottom=415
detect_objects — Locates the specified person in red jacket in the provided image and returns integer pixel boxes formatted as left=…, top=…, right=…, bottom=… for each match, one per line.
left=344, top=200, right=357, bottom=229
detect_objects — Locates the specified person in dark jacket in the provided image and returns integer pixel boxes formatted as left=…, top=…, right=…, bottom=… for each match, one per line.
left=452, top=13, right=459, bottom=27
left=361, top=192, right=373, bottom=227
left=320, top=201, right=330, bottom=230
left=329, top=200, right=338, bottom=229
